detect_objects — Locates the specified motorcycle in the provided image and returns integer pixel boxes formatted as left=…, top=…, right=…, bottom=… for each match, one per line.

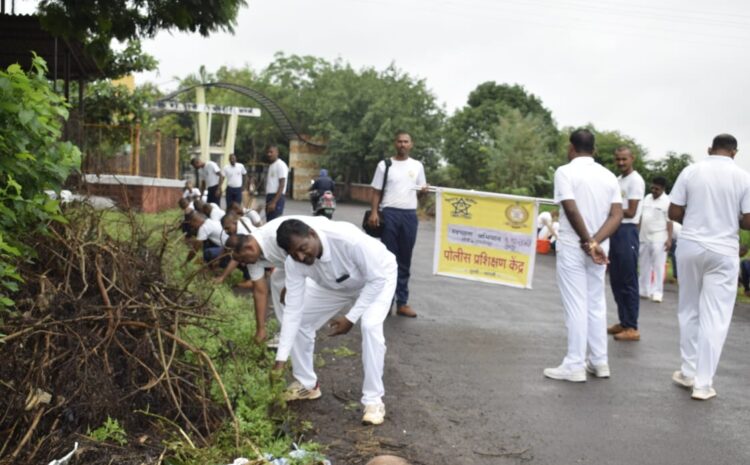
left=310, top=190, right=336, bottom=219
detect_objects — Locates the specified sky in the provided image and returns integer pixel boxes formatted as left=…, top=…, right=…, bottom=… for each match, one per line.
left=16, top=0, right=750, bottom=170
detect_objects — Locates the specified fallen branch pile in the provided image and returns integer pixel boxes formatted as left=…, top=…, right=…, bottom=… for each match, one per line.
left=0, top=206, right=246, bottom=465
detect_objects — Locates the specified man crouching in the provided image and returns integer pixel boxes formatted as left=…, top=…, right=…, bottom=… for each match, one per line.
left=273, top=219, right=397, bottom=425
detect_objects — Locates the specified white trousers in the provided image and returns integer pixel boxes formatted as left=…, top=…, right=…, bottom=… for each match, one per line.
left=290, top=277, right=396, bottom=405
left=270, top=268, right=286, bottom=322
left=638, top=240, right=667, bottom=299
left=556, top=244, right=608, bottom=370
left=676, top=239, right=738, bottom=389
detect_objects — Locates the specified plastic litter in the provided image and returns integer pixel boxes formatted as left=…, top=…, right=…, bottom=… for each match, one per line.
left=227, top=444, right=331, bottom=465
left=47, top=442, right=78, bottom=465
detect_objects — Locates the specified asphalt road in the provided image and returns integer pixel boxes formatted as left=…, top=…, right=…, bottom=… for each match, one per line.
left=282, top=199, right=750, bottom=465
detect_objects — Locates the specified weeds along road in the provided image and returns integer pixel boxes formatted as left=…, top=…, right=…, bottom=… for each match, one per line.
left=281, top=199, right=750, bottom=465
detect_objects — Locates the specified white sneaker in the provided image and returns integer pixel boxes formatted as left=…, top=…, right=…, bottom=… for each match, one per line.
left=543, top=365, right=586, bottom=382
left=691, top=386, right=717, bottom=400
left=672, top=370, right=694, bottom=388
left=585, top=361, right=610, bottom=378
left=651, top=295, right=663, bottom=303
left=266, top=334, right=280, bottom=349
left=282, top=381, right=322, bottom=401
left=362, top=403, right=386, bottom=425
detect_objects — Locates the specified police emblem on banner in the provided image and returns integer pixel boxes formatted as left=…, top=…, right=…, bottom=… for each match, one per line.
left=505, top=202, right=530, bottom=228
left=447, top=197, right=476, bottom=219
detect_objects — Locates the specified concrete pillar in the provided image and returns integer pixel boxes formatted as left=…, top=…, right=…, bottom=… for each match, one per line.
left=289, top=139, right=327, bottom=200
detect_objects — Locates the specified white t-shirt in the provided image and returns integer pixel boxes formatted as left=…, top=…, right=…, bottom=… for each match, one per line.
left=370, top=157, right=426, bottom=210
left=640, top=193, right=671, bottom=243
left=196, top=219, right=223, bottom=247
left=554, top=156, right=622, bottom=249
left=207, top=203, right=225, bottom=223
left=266, top=159, right=289, bottom=195
left=618, top=170, right=645, bottom=225
left=223, top=163, right=247, bottom=188
left=670, top=155, right=750, bottom=257
left=199, top=161, right=221, bottom=188
left=183, top=187, right=201, bottom=199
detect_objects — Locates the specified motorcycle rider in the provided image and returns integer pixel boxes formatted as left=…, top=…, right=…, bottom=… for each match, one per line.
left=309, top=168, right=336, bottom=210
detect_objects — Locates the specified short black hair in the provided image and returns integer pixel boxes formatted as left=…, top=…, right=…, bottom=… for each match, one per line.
left=276, top=219, right=312, bottom=252
left=233, top=234, right=250, bottom=255
left=178, top=198, right=190, bottom=209
left=186, top=211, right=206, bottom=223
left=394, top=130, right=411, bottom=140
left=570, top=128, right=595, bottom=154
left=652, top=176, right=667, bottom=188
left=193, top=199, right=205, bottom=212
left=712, top=133, right=738, bottom=152
left=224, top=234, right=240, bottom=252
left=221, top=212, right=238, bottom=228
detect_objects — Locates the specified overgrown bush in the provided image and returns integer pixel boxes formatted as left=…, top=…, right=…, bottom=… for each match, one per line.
left=0, top=54, right=81, bottom=311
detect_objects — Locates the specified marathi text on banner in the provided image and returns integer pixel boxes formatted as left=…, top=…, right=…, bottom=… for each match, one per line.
left=432, top=188, right=539, bottom=288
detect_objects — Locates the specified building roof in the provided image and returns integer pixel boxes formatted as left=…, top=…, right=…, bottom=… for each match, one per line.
left=0, top=13, right=103, bottom=80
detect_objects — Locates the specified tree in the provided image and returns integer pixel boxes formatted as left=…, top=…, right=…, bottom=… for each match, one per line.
left=0, top=56, right=81, bottom=309
left=648, top=152, right=693, bottom=189
left=443, top=82, right=560, bottom=194
left=485, top=109, right=560, bottom=196
left=36, top=0, right=246, bottom=75
left=177, top=55, right=445, bottom=183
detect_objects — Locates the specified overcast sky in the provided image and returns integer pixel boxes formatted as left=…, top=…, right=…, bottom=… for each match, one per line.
left=18, top=0, right=750, bottom=170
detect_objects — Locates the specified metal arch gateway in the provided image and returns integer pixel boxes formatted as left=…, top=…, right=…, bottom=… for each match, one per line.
left=157, top=82, right=326, bottom=148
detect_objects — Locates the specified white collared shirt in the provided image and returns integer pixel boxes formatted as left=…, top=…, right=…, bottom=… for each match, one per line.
left=242, top=215, right=332, bottom=284
left=196, top=219, right=223, bottom=247
left=370, top=157, right=426, bottom=210
left=640, top=193, right=671, bottom=243
left=223, top=162, right=247, bottom=188
left=554, top=156, right=622, bottom=249
left=199, top=160, right=221, bottom=188
left=670, top=155, right=750, bottom=257
left=266, top=159, right=289, bottom=194
left=276, top=220, right=396, bottom=362
left=207, top=204, right=225, bottom=223
left=618, top=170, right=645, bottom=225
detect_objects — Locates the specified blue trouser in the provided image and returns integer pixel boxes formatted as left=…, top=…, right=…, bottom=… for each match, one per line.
left=741, top=259, right=750, bottom=292
left=203, top=242, right=249, bottom=278
left=609, top=223, right=640, bottom=329
left=206, top=185, right=220, bottom=205
left=380, top=208, right=418, bottom=306
left=225, top=187, right=243, bottom=209
left=265, top=194, right=285, bottom=221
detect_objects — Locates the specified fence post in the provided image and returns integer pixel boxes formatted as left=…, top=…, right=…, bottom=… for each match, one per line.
left=155, top=130, right=162, bottom=178
left=132, top=122, right=141, bottom=176
left=174, top=137, right=180, bottom=179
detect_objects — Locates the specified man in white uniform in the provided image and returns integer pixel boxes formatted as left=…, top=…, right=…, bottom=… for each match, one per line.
left=273, top=219, right=397, bottom=425
left=265, top=145, right=289, bottom=221
left=223, top=154, right=247, bottom=209
left=184, top=212, right=225, bottom=266
left=231, top=216, right=331, bottom=343
left=668, top=133, right=750, bottom=400
left=191, top=158, right=223, bottom=206
left=607, top=147, right=646, bottom=342
left=367, top=131, right=428, bottom=317
left=544, top=129, right=623, bottom=382
left=638, top=176, right=672, bottom=303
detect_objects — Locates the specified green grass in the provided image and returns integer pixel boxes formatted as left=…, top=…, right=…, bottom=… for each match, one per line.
left=102, top=208, right=322, bottom=465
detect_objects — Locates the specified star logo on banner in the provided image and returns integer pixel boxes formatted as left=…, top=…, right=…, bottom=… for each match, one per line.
left=448, top=197, right=476, bottom=219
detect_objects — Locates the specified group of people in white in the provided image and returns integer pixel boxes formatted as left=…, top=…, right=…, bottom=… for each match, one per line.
left=178, top=132, right=427, bottom=426
left=545, top=129, right=749, bottom=402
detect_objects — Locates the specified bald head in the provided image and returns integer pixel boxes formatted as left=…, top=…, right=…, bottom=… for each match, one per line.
left=366, top=455, right=411, bottom=465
